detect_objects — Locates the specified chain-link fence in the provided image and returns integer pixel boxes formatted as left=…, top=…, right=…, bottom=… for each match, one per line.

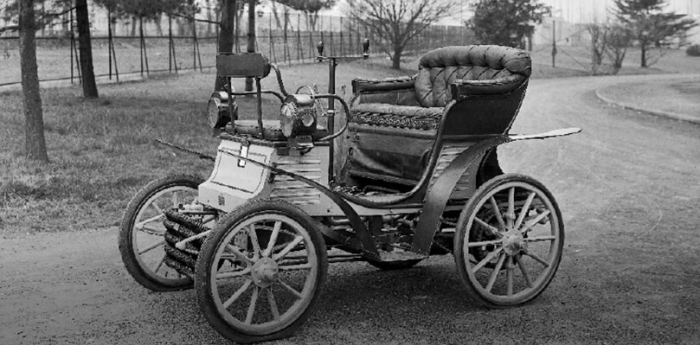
left=0, top=6, right=472, bottom=87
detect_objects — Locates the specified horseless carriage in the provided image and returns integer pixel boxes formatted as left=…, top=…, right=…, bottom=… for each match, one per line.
left=118, top=40, right=580, bottom=343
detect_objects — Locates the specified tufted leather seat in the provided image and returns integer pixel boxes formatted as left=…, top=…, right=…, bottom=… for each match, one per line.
left=345, top=45, right=531, bottom=186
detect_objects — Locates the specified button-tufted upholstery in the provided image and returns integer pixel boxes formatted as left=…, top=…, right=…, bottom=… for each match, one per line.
left=415, top=45, right=531, bottom=107
left=345, top=45, right=531, bottom=187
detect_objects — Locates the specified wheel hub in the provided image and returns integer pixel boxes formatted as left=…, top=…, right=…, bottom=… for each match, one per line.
left=251, top=257, right=279, bottom=288
left=503, top=231, right=527, bottom=255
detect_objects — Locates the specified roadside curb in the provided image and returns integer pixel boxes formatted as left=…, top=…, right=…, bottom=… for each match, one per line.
left=595, top=87, right=700, bottom=125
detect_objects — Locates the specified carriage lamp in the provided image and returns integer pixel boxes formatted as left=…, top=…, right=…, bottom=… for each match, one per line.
left=206, top=91, right=237, bottom=129
left=279, top=94, right=317, bottom=139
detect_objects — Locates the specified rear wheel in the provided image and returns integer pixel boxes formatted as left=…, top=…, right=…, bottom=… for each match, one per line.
left=454, top=174, right=564, bottom=308
left=195, top=200, right=327, bottom=344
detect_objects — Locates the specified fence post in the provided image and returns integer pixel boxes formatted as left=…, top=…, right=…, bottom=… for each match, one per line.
left=283, top=12, right=289, bottom=63
left=139, top=16, right=149, bottom=76
left=339, top=17, right=344, bottom=57
left=108, top=9, right=112, bottom=80
left=297, top=14, right=303, bottom=62
left=70, top=7, right=74, bottom=84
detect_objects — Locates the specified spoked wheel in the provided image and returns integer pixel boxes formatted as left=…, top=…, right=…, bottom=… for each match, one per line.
left=454, top=174, right=564, bottom=308
left=195, top=200, right=327, bottom=344
left=119, top=175, right=214, bottom=291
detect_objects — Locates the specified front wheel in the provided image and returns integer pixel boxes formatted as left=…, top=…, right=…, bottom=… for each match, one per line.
left=195, top=199, right=327, bottom=344
left=454, top=174, right=564, bottom=308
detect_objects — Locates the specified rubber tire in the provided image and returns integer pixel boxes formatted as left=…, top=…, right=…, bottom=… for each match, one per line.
left=367, top=259, right=423, bottom=270
left=454, top=174, right=564, bottom=308
left=195, top=199, right=328, bottom=344
left=118, top=174, right=203, bottom=292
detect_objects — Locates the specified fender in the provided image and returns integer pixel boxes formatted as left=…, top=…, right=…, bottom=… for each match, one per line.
left=218, top=149, right=381, bottom=260
left=411, top=127, right=581, bottom=255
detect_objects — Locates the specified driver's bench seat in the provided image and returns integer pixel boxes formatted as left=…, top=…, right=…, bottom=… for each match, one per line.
left=344, top=45, right=531, bottom=188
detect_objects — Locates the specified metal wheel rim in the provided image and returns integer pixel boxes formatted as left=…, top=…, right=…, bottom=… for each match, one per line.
left=131, top=186, right=206, bottom=285
left=462, top=181, right=561, bottom=304
left=209, top=213, right=320, bottom=335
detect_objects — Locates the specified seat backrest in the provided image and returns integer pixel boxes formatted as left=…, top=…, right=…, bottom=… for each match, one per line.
left=415, top=45, right=531, bottom=107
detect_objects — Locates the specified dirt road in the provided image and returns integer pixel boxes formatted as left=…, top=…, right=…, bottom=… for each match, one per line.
left=2, top=74, right=699, bottom=344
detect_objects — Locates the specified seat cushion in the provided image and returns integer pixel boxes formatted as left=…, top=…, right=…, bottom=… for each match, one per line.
left=350, top=103, right=443, bottom=131
left=233, top=120, right=328, bottom=141
left=415, top=45, right=531, bottom=107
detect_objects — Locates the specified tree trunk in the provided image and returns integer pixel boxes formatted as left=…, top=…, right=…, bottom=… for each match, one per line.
left=19, top=0, right=49, bottom=162
left=640, top=44, right=647, bottom=68
left=245, top=0, right=255, bottom=92
left=75, top=0, right=99, bottom=98
left=392, top=45, right=402, bottom=69
left=214, top=0, right=236, bottom=90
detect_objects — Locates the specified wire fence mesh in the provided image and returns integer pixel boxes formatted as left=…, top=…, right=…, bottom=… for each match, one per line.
left=0, top=9, right=473, bottom=87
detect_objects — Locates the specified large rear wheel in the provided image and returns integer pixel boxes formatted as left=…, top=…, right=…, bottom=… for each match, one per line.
left=195, top=199, right=327, bottom=343
left=454, top=174, right=564, bottom=308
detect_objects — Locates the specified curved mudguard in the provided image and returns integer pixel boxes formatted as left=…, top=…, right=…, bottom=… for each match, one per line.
left=411, top=128, right=581, bottom=255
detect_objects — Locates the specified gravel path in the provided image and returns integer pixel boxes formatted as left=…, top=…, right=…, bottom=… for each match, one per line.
left=1, top=74, right=699, bottom=345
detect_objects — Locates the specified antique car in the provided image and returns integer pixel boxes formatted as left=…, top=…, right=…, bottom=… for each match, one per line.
left=118, top=41, right=580, bottom=343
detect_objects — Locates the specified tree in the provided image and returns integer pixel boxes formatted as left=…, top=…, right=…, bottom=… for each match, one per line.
left=587, top=22, right=607, bottom=75
left=19, top=0, right=49, bottom=161
left=75, top=0, right=99, bottom=98
left=214, top=0, right=236, bottom=90
left=468, top=0, right=550, bottom=48
left=605, top=23, right=632, bottom=73
left=612, top=0, right=697, bottom=67
left=275, top=0, right=335, bottom=31
left=345, top=0, right=455, bottom=70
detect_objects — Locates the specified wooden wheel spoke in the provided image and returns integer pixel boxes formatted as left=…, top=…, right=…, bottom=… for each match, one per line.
left=223, top=279, right=252, bottom=308
left=263, top=221, right=282, bottom=258
left=154, top=253, right=166, bottom=273
left=523, top=250, right=550, bottom=268
left=247, top=224, right=262, bottom=260
left=171, top=192, right=179, bottom=208
left=135, top=214, right=165, bottom=229
left=468, top=239, right=501, bottom=248
left=246, top=287, right=260, bottom=325
left=150, top=202, right=164, bottom=215
left=514, top=192, right=536, bottom=231
left=216, top=267, right=252, bottom=280
left=139, top=224, right=165, bottom=235
left=485, top=253, right=507, bottom=293
left=520, top=210, right=551, bottom=234
left=277, top=279, right=303, bottom=299
left=138, top=240, right=165, bottom=255
left=472, top=247, right=503, bottom=273
left=267, top=288, right=281, bottom=322
left=525, top=235, right=557, bottom=242
left=514, top=254, right=533, bottom=288
left=273, top=236, right=304, bottom=261
left=506, top=256, right=514, bottom=296
left=506, top=187, right=516, bottom=230
left=489, top=196, right=507, bottom=231
left=474, top=217, right=502, bottom=237
left=225, top=244, right=255, bottom=264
